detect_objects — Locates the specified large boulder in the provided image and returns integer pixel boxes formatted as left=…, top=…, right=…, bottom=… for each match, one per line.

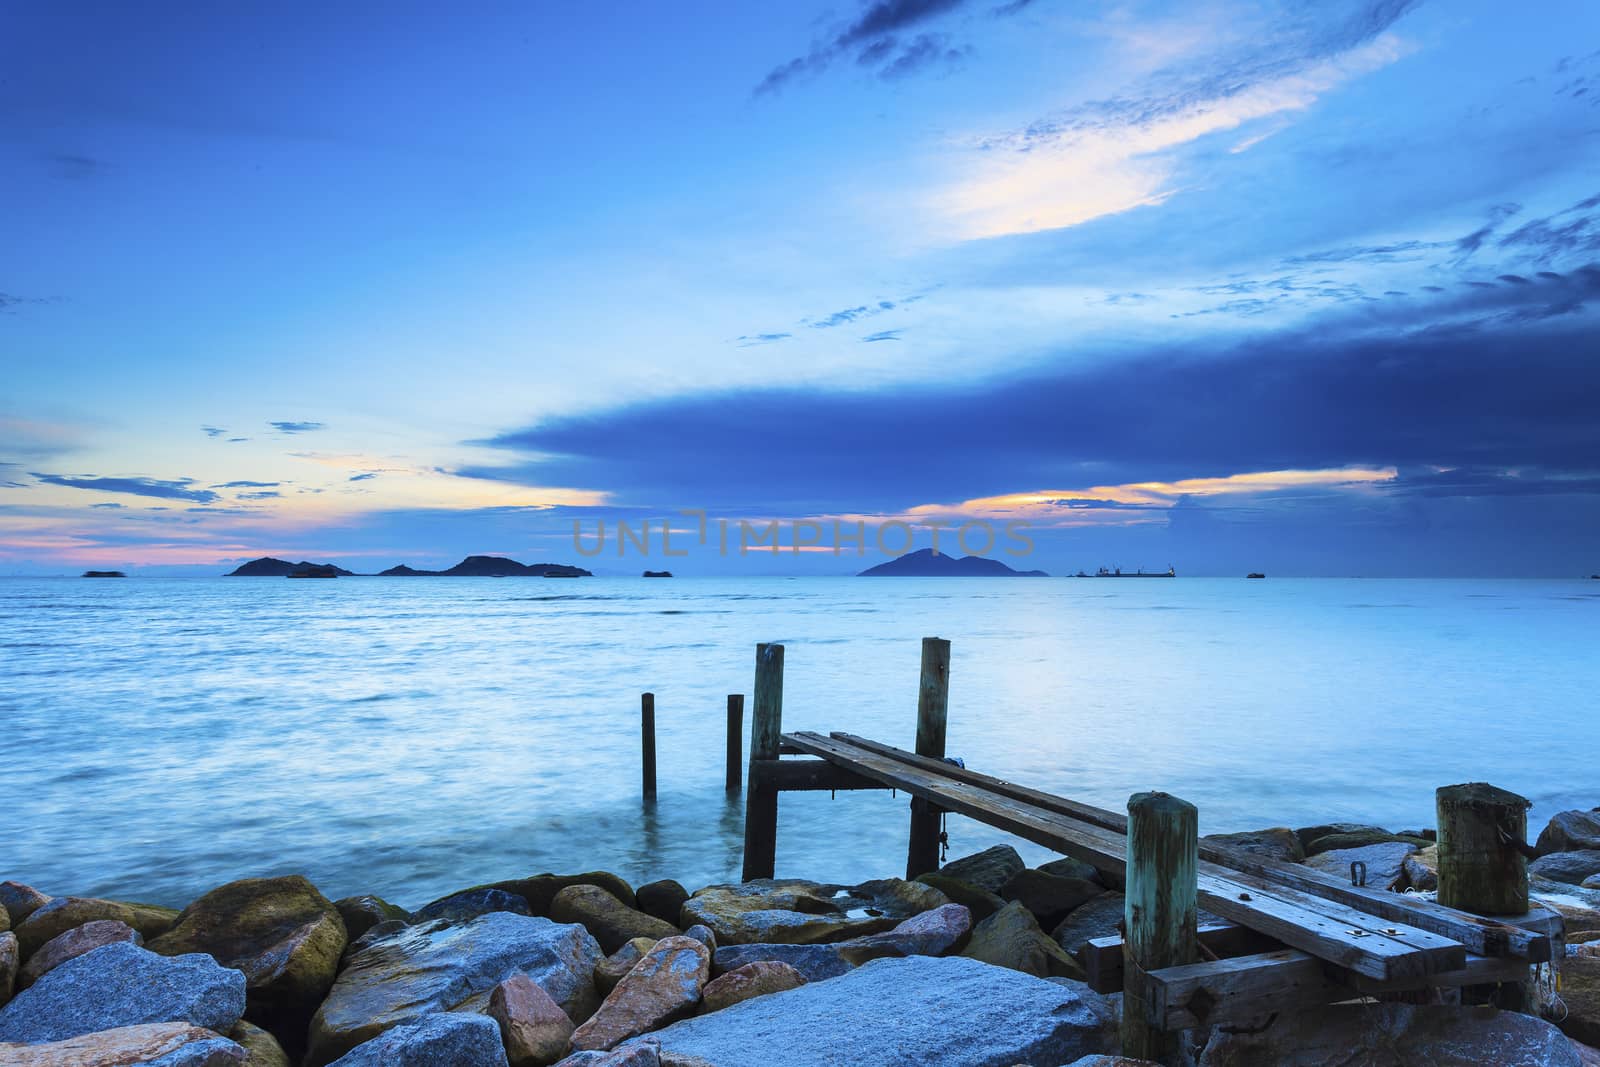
left=1204, top=827, right=1305, bottom=863
left=1197, top=1002, right=1581, bottom=1065
left=480, top=874, right=638, bottom=915
left=963, top=901, right=1083, bottom=979
left=935, top=845, right=1026, bottom=893
left=635, top=882, right=689, bottom=928
left=632, top=955, right=1116, bottom=1066
left=1302, top=841, right=1418, bottom=891
left=571, top=937, right=711, bottom=1052
left=19, top=919, right=142, bottom=989
left=1294, top=823, right=1394, bottom=855
left=147, top=875, right=346, bottom=1053
left=1533, top=852, right=1600, bottom=887
left=15, top=897, right=179, bottom=959
left=1000, top=869, right=1103, bottom=929
left=1532, top=879, right=1600, bottom=938
left=0, top=942, right=246, bottom=1044
left=707, top=903, right=971, bottom=982
left=411, top=888, right=530, bottom=926
left=326, top=1012, right=509, bottom=1067
left=490, top=973, right=574, bottom=1067
left=334, top=896, right=409, bottom=942
left=596, top=938, right=659, bottom=994
left=700, top=962, right=805, bottom=1014
left=709, top=944, right=853, bottom=983
left=1539, top=810, right=1600, bottom=857
left=552, top=886, right=680, bottom=954
left=681, top=879, right=946, bottom=946
left=0, top=885, right=49, bottom=929
left=0, top=936, right=13, bottom=1010
left=1561, top=955, right=1600, bottom=1047
left=0, top=1021, right=245, bottom=1066
left=913, top=873, right=1006, bottom=922
left=1052, top=893, right=1125, bottom=956
left=560, top=1046, right=661, bottom=1066
left=306, top=912, right=601, bottom=1066
left=1405, top=846, right=1440, bottom=891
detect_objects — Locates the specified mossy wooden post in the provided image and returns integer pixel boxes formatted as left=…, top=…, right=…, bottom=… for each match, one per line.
left=725, top=694, right=744, bottom=794
left=641, top=692, right=657, bottom=798
left=1438, top=782, right=1532, bottom=1009
left=906, top=636, right=951, bottom=879
left=741, top=643, right=783, bottom=881
left=1122, top=791, right=1198, bottom=1065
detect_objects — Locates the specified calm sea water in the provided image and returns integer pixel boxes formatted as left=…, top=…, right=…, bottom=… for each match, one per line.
left=3, top=576, right=1595, bottom=909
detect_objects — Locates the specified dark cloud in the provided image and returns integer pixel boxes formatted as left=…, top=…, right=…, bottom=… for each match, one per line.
left=878, top=34, right=969, bottom=80
left=862, top=329, right=903, bottom=342
left=269, top=421, right=326, bottom=433
left=808, top=299, right=899, bottom=328
left=89, top=502, right=124, bottom=509
left=211, top=480, right=279, bottom=488
left=31, top=474, right=221, bottom=504
left=349, top=472, right=378, bottom=482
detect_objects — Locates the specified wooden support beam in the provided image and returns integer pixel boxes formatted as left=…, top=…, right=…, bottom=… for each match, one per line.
left=1081, top=923, right=1283, bottom=994
left=725, top=694, right=743, bottom=794
left=741, top=644, right=783, bottom=881
left=1122, top=791, right=1198, bottom=1063
left=640, top=692, right=656, bottom=798
left=906, top=636, right=951, bottom=880
left=752, top=758, right=887, bottom=792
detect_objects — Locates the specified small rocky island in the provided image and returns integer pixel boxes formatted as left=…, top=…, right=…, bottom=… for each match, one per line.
left=226, top=558, right=355, bottom=577
left=858, top=548, right=1048, bottom=577
left=1, top=804, right=1598, bottom=1066
left=80, top=571, right=126, bottom=578
left=224, top=556, right=593, bottom=578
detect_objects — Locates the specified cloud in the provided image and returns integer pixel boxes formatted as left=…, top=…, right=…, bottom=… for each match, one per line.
left=735, top=332, right=792, bottom=347
left=269, top=421, right=326, bottom=434
left=862, top=329, right=904, bottom=342
left=31, top=474, right=221, bottom=504
left=201, top=426, right=227, bottom=438
left=756, top=0, right=1027, bottom=94
left=349, top=472, right=378, bottom=482
left=237, top=490, right=281, bottom=500
left=211, top=480, right=279, bottom=489
left=89, top=502, right=125, bottom=509
left=941, top=2, right=1419, bottom=238
left=0, top=292, right=55, bottom=315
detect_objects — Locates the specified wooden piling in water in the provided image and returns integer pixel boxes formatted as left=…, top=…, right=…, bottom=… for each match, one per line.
left=641, top=692, right=657, bottom=798
left=726, top=694, right=744, bottom=794
left=741, top=643, right=783, bottom=881
left=1122, top=791, right=1198, bottom=1065
left=906, top=636, right=950, bottom=879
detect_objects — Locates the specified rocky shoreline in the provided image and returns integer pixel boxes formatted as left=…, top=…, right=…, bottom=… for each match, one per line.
left=2, top=807, right=1599, bottom=1066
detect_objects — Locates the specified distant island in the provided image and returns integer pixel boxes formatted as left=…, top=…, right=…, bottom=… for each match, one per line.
left=642, top=570, right=673, bottom=578
left=226, top=558, right=355, bottom=577
left=81, top=570, right=126, bottom=578
left=225, top=555, right=592, bottom=577
left=858, top=549, right=1048, bottom=577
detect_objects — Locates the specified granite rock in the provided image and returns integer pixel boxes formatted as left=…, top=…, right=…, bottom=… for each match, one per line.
left=913, top=873, right=1006, bottom=922
left=1000, top=870, right=1103, bottom=929
left=411, top=887, right=531, bottom=925
left=0, top=935, right=13, bottom=1010
left=16, top=897, right=179, bottom=959
left=0, top=1021, right=245, bottom=1066
left=596, top=938, right=658, bottom=994
left=333, top=896, right=409, bottom=942
left=571, top=936, right=710, bottom=1052
left=1560, top=955, right=1600, bottom=1048
left=326, top=1012, right=509, bottom=1067
left=699, top=962, right=805, bottom=1014
left=1532, top=852, right=1600, bottom=887
left=635, top=882, right=689, bottom=928
left=553, top=886, right=680, bottom=955
left=490, top=972, right=575, bottom=1067
left=19, top=918, right=142, bottom=989
left=1204, top=827, right=1305, bottom=863
left=0, top=885, right=49, bottom=930
left=964, top=901, right=1083, bottom=979
left=1539, top=810, right=1600, bottom=857
left=935, top=845, right=1026, bottom=894
left=680, top=879, right=946, bottom=947
left=1052, top=893, right=1126, bottom=956
left=1302, top=841, right=1418, bottom=891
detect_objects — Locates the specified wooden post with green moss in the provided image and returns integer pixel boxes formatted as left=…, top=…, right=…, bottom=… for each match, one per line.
left=1437, top=781, right=1533, bottom=1009
left=741, top=643, right=783, bottom=881
left=906, top=637, right=951, bottom=879
left=1122, top=791, right=1198, bottom=1064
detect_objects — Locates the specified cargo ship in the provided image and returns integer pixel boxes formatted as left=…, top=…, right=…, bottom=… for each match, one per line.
left=1074, top=566, right=1176, bottom=578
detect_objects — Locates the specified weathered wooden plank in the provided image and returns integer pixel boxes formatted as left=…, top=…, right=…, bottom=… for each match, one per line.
left=785, top=731, right=1450, bottom=981
left=830, top=731, right=1553, bottom=962
left=752, top=759, right=887, bottom=792
left=1082, top=923, right=1284, bottom=994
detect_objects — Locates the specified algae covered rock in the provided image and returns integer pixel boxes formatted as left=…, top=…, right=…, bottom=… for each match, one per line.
left=306, top=911, right=601, bottom=1066
left=15, top=897, right=178, bottom=958
left=552, top=885, right=680, bottom=954
left=681, top=879, right=947, bottom=946
left=834, top=903, right=971, bottom=966
left=0, top=941, right=246, bottom=1044
left=571, top=936, right=711, bottom=1052
left=1204, top=827, right=1305, bottom=863
left=1001, top=869, right=1103, bottom=929
left=19, top=918, right=141, bottom=989
left=482, top=873, right=638, bottom=915
left=0, top=934, right=14, bottom=1009
left=147, top=875, right=346, bottom=1052
left=0, top=1021, right=246, bottom=1066
left=914, top=873, right=1006, bottom=922
left=936, top=845, right=1026, bottom=893
left=0, top=884, right=50, bottom=929
left=1052, top=893, right=1125, bottom=956
left=635, top=881, right=689, bottom=927
left=325, top=1012, right=509, bottom=1067
left=1561, top=954, right=1600, bottom=1048
left=964, top=900, right=1083, bottom=979
left=334, top=896, right=409, bottom=942
left=230, top=1019, right=291, bottom=1067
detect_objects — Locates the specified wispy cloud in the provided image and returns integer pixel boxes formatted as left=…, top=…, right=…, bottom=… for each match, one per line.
left=269, top=421, right=326, bottom=434
left=211, top=480, right=280, bottom=489
left=863, top=329, right=904, bottom=342
left=201, top=425, right=227, bottom=438
left=31, top=474, right=221, bottom=504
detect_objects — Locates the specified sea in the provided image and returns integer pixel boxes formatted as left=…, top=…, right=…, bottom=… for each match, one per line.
left=3, top=576, right=1595, bottom=909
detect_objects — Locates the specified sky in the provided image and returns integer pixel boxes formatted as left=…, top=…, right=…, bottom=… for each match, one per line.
left=2, top=0, right=1598, bottom=576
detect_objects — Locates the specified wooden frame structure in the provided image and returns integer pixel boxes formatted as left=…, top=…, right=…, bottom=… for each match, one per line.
left=732, top=638, right=1564, bottom=1061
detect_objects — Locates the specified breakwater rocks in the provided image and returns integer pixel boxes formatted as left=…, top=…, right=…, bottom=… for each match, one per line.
left=2, top=808, right=1600, bottom=1066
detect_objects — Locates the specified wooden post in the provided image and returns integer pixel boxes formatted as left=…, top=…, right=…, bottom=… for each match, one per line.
left=641, top=692, right=657, bottom=798
left=1122, top=791, right=1198, bottom=1065
left=1437, top=782, right=1532, bottom=1010
left=741, top=643, right=783, bottom=881
left=725, top=694, right=744, bottom=794
left=906, top=637, right=951, bottom=879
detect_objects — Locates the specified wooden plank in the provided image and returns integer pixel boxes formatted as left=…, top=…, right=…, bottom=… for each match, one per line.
left=831, top=731, right=1553, bottom=963
left=1081, top=923, right=1283, bottom=994
left=784, top=731, right=1450, bottom=981
left=752, top=759, right=887, bottom=792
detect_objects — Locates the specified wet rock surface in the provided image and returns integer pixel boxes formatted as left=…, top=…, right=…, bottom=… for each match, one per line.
left=571, top=936, right=710, bottom=1052
left=552, top=885, right=681, bottom=954
left=681, top=879, right=946, bottom=946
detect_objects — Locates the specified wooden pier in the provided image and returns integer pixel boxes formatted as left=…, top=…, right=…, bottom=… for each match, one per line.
left=726, top=638, right=1563, bottom=1060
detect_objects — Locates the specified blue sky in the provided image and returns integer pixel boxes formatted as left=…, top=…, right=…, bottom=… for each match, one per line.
left=3, top=0, right=1598, bottom=575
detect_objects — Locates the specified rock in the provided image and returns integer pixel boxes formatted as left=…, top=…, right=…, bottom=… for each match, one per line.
left=0, top=935, right=14, bottom=1009
left=483, top=874, right=639, bottom=915
left=596, top=938, right=658, bottom=994
left=1405, top=845, right=1440, bottom=891
left=231, top=1020, right=290, bottom=1067
left=15, top=897, right=179, bottom=959
left=1000, top=869, right=1103, bottom=929
left=1539, top=810, right=1600, bottom=857
left=571, top=936, right=711, bottom=1052
left=635, top=881, right=689, bottom=928
left=306, top=912, right=602, bottom=1066
left=411, top=887, right=531, bottom=925
left=559, top=1045, right=660, bottom=1066
left=935, top=845, right=1026, bottom=893
left=635, top=955, right=1116, bottom=1066
left=1062, top=1058, right=1161, bottom=1067
left=19, top=918, right=142, bottom=988
left=0, top=907, right=6, bottom=937
left=553, top=886, right=680, bottom=954
left=0, top=885, right=49, bottom=929
left=1204, top=827, right=1305, bottom=863
left=1197, top=1002, right=1582, bottom=1066
left=1572, top=1037, right=1600, bottom=1067
left=1052, top=893, right=1125, bottom=956
left=0, top=942, right=246, bottom=1044
left=1307, top=829, right=1429, bottom=855
left=710, top=944, right=854, bottom=983
left=964, top=901, right=1083, bottom=979
left=1294, top=823, right=1392, bottom=855
left=147, top=875, right=346, bottom=1054
left=834, top=903, right=971, bottom=966
left=681, top=926, right=714, bottom=953
left=1532, top=878, right=1600, bottom=937
left=913, top=873, right=1006, bottom=922
left=0, top=1021, right=245, bottom=1066
left=490, top=973, right=575, bottom=1067
left=326, top=1012, right=509, bottom=1066
left=349, top=920, right=409, bottom=953
left=1587, top=875, right=1600, bottom=891
left=1038, top=857, right=1104, bottom=883
left=699, top=962, right=805, bottom=1014
left=1562, top=955, right=1600, bottom=1047
left=1532, top=851, right=1600, bottom=886
left=334, top=896, right=409, bottom=942
left=1302, top=841, right=1418, bottom=891
left=680, top=879, right=947, bottom=946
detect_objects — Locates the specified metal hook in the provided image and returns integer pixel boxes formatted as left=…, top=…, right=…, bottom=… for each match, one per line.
left=1350, top=860, right=1367, bottom=887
